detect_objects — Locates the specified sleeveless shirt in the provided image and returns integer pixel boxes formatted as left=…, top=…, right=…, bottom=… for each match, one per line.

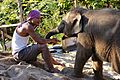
left=12, top=29, right=29, bottom=55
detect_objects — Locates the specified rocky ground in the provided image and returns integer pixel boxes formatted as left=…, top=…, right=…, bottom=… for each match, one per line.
left=0, top=45, right=120, bottom=80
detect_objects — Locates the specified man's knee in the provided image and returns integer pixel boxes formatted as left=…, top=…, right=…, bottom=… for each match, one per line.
left=37, top=44, right=48, bottom=51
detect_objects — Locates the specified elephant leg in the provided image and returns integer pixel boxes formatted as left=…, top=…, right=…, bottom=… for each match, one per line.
left=111, top=57, right=120, bottom=74
left=92, top=53, right=103, bottom=80
left=74, top=43, right=92, bottom=77
left=111, top=47, right=120, bottom=74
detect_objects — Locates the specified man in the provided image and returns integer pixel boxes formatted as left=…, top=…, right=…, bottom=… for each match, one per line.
left=12, top=10, right=63, bottom=73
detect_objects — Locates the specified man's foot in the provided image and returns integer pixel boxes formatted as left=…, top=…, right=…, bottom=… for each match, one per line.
left=28, top=61, right=45, bottom=69
left=46, top=68, right=60, bottom=73
left=52, top=59, right=65, bottom=66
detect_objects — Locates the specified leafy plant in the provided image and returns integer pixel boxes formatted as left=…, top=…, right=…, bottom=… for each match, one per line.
left=0, top=0, right=119, bottom=51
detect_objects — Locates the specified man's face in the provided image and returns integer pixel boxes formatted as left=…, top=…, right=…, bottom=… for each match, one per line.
left=32, top=17, right=41, bottom=26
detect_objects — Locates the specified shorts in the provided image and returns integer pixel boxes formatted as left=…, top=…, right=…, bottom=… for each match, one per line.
left=13, top=44, right=41, bottom=62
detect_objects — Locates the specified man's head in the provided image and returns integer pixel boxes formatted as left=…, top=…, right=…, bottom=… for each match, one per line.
left=27, top=10, right=41, bottom=26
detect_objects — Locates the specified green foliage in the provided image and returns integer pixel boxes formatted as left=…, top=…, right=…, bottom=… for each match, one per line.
left=0, top=0, right=119, bottom=51
left=0, top=0, right=19, bottom=25
left=78, top=0, right=120, bottom=9
left=0, top=0, right=119, bottom=39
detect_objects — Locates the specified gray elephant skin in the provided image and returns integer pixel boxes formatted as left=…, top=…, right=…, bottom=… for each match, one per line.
left=46, top=7, right=120, bottom=80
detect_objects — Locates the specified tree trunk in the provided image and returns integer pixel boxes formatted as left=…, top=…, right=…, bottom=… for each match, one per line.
left=74, top=0, right=77, bottom=7
left=17, top=0, right=23, bottom=22
left=0, top=28, right=6, bottom=51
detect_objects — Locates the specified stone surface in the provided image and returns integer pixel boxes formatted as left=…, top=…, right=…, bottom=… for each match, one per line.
left=0, top=47, right=120, bottom=80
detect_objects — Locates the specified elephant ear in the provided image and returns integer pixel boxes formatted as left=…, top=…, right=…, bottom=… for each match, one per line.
left=71, top=13, right=82, bottom=34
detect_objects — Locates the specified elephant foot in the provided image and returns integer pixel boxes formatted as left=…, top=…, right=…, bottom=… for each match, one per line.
left=93, top=75, right=105, bottom=80
left=72, top=73, right=85, bottom=78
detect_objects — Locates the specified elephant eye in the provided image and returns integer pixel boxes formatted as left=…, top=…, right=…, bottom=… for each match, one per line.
left=72, top=19, right=78, bottom=27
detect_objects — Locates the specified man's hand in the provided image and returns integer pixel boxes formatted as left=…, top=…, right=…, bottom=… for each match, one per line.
left=49, top=38, right=60, bottom=44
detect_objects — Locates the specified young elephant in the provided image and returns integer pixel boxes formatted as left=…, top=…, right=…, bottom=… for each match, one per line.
left=46, top=7, right=120, bottom=80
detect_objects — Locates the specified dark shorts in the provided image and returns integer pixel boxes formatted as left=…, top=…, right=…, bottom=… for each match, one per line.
left=14, top=44, right=41, bottom=62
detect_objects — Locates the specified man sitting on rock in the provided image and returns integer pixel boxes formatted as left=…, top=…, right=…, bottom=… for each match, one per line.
left=11, top=10, right=63, bottom=73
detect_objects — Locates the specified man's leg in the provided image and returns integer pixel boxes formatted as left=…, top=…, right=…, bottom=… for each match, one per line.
left=37, top=44, right=60, bottom=73
left=17, top=44, right=41, bottom=61
left=13, top=44, right=44, bottom=68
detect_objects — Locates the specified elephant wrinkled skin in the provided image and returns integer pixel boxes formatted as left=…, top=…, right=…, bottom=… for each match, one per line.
left=46, top=7, right=120, bottom=80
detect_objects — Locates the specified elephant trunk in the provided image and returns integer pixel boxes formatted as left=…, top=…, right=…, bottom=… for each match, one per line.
left=45, top=28, right=61, bottom=39
left=45, top=22, right=65, bottom=39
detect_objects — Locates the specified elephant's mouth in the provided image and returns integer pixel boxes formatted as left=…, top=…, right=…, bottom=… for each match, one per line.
left=64, top=33, right=78, bottom=37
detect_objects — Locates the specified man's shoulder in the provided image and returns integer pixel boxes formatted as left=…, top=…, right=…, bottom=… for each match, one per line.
left=22, top=22, right=34, bottom=30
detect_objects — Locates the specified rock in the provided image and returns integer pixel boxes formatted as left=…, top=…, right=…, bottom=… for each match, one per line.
left=62, top=37, right=77, bottom=52
left=0, top=50, right=119, bottom=80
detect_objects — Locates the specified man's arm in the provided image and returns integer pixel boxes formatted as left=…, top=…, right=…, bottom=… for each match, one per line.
left=27, top=25, right=58, bottom=44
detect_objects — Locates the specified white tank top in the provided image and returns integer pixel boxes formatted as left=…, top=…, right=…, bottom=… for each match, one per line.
left=12, top=29, right=29, bottom=55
